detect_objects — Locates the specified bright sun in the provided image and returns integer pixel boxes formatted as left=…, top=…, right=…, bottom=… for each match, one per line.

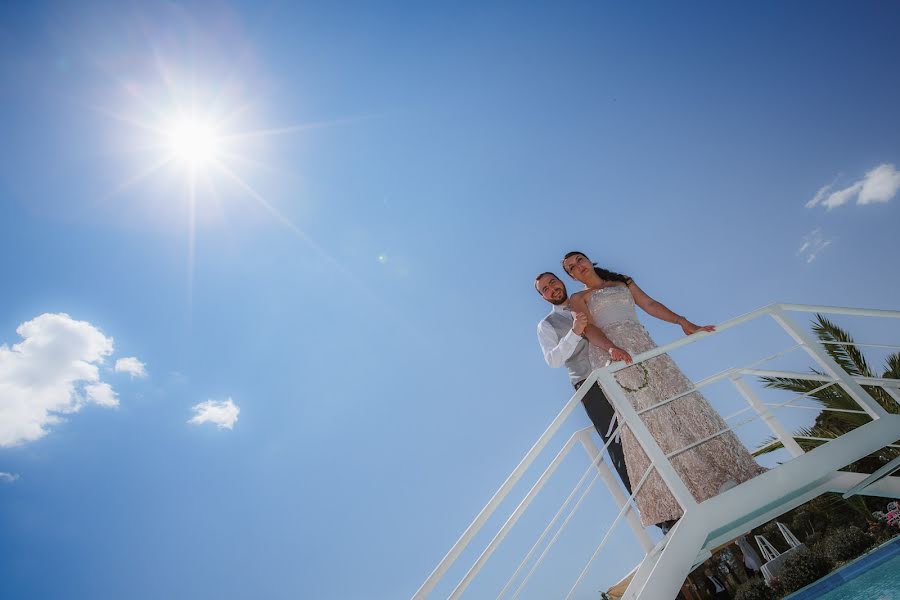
left=106, top=67, right=342, bottom=301
left=163, top=117, right=221, bottom=167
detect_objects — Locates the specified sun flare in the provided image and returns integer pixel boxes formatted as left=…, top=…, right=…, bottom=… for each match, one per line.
left=163, top=117, right=221, bottom=167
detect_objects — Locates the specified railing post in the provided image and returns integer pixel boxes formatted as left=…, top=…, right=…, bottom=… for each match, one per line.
left=622, top=513, right=706, bottom=600
left=410, top=378, right=593, bottom=600
left=884, top=386, right=900, bottom=407
left=731, top=376, right=805, bottom=458
left=595, top=369, right=699, bottom=512
left=447, top=432, right=582, bottom=599
left=577, top=430, right=655, bottom=553
left=770, top=306, right=890, bottom=420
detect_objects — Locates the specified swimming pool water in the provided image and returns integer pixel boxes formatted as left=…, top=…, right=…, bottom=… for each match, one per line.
left=784, top=537, right=900, bottom=600
left=817, top=553, right=900, bottom=600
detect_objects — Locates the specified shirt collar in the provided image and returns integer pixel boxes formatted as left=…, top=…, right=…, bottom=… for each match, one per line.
left=550, top=302, right=572, bottom=315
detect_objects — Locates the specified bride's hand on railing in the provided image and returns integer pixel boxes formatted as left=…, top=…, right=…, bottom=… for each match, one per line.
left=679, top=318, right=716, bottom=336
left=609, top=346, right=633, bottom=364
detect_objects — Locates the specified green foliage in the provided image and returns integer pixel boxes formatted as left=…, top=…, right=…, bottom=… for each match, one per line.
left=871, top=521, right=900, bottom=545
left=734, top=577, right=776, bottom=600
left=885, top=353, right=900, bottom=379
left=772, top=546, right=832, bottom=596
left=804, top=531, right=822, bottom=546
left=753, top=315, right=899, bottom=470
left=815, top=525, right=874, bottom=564
left=811, top=315, right=873, bottom=377
left=791, top=508, right=826, bottom=540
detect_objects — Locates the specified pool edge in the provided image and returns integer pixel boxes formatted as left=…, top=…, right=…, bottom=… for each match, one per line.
left=783, top=535, right=900, bottom=600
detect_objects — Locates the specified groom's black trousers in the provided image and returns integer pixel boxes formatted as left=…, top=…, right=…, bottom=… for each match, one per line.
left=575, top=379, right=632, bottom=494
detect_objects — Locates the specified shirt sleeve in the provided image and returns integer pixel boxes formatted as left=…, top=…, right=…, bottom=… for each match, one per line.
left=537, top=320, right=583, bottom=368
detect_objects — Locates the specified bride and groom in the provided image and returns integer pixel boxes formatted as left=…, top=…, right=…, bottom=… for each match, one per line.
left=536, top=251, right=764, bottom=529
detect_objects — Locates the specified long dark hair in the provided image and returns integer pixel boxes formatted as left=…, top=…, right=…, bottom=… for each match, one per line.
left=561, top=251, right=633, bottom=284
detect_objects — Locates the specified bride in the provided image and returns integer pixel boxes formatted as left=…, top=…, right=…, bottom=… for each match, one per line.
left=564, top=251, right=764, bottom=528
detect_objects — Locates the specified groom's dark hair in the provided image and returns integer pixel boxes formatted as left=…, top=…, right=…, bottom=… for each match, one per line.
left=534, top=271, right=559, bottom=294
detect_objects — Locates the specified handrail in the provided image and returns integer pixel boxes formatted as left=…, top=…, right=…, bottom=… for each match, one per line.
left=605, top=303, right=777, bottom=374
left=410, top=370, right=598, bottom=600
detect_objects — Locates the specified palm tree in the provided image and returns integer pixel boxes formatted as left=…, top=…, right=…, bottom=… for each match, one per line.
left=753, top=314, right=900, bottom=473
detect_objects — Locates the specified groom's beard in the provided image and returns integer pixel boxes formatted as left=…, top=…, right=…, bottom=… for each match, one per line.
left=549, top=290, right=568, bottom=305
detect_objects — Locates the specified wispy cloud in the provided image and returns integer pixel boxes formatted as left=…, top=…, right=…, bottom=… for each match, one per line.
left=806, top=164, right=900, bottom=210
left=115, top=356, right=147, bottom=378
left=0, top=313, right=120, bottom=447
left=188, top=398, right=240, bottom=430
left=797, top=228, right=832, bottom=263
left=0, top=472, right=19, bottom=483
left=804, top=174, right=840, bottom=208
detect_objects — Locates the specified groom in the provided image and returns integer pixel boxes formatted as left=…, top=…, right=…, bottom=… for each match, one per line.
left=535, top=272, right=631, bottom=493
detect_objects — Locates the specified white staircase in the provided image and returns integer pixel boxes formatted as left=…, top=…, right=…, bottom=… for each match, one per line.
left=414, top=304, right=900, bottom=600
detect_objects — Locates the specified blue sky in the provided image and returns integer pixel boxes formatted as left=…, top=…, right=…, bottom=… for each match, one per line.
left=1, top=1, right=899, bottom=599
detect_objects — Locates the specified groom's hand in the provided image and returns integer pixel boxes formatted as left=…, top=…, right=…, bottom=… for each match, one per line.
left=572, top=312, right=588, bottom=336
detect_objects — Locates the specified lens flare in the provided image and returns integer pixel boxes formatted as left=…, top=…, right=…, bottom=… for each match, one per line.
left=164, top=117, right=220, bottom=167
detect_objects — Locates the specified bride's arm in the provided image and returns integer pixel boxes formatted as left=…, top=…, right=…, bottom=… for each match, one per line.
left=628, top=282, right=716, bottom=335
left=570, top=292, right=634, bottom=364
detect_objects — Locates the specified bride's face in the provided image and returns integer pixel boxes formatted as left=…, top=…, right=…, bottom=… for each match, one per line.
left=563, top=253, right=593, bottom=285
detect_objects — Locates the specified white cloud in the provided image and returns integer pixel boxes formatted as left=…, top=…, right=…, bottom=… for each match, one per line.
left=805, top=182, right=834, bottom=208
left=797, top=228, right=832, bottom=263
left=822, top=182, right=863, bottom=210
left=857, top=163, right=900, bottom=205
left=807, top=164, right=900, bottom=210
left=0, top=313, right=118, bottom=447
left=115, top=356, right=147, bottom=379
left=0, top=472, right=19, bottom=483
left=85, top=382, right=119, bottom=407
left=188, top=398, right=240, bottom=430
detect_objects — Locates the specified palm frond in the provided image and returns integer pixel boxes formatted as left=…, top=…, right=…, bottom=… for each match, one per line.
left=760, top=375, right=873, bottom=418
left=812, top=314, right=873, bottom=377
left=752, top=426, right=839, bottom=457
left=753, top=316, right=899, bottom=460
left=884, top=352, right=900, bottom=380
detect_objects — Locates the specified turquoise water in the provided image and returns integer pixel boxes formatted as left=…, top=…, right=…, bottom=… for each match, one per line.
left=816, top=554, right=900, bottom=600
left=785, top=538, right=900, bottom=600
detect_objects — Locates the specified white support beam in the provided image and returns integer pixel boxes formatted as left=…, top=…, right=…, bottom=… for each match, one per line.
left=732, top=376, right=805, bottom=458
left=740, top=368, right=900, bottom=388
left=770, top=307, right=890, bottom=420
left=828, top=470, right=900, bottom=499
left=780, top=304, right=900, bottom=319
left=841, top=455, right=900, bottom=499
left=623, top=513, right=707, bottom=600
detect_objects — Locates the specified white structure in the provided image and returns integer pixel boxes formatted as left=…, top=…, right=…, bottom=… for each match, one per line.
left=777, top=522, right=802, bottom=549
left=756, top=523, right=806, bottom=584
left=754, top=536, right=781, bottom=562
left=413, top=304, right=900, bottom=600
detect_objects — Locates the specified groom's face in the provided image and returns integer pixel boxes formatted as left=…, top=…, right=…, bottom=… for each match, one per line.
left=536, top=274, right=568, bottom=305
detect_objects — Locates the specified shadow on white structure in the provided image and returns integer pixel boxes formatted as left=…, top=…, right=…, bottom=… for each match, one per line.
left=413, top=304, right=900, bottom=600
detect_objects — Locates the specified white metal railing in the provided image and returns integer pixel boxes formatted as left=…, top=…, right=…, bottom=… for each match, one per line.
left=412, top=303, right=900, bottom=600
